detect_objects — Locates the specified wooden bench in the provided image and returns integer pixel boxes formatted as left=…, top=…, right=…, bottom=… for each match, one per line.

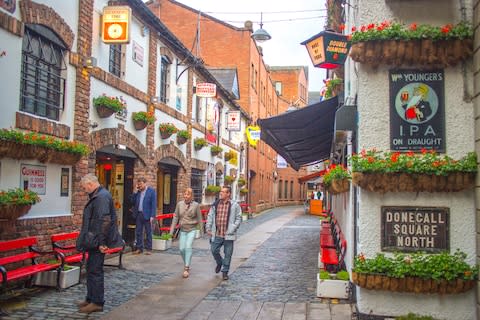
left=51, top=231, right=125, bottom=270
left=0, top=237, right=60, bottom=289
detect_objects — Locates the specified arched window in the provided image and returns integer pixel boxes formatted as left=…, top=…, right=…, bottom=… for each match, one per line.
left=20, top=24, right=67, bottom=121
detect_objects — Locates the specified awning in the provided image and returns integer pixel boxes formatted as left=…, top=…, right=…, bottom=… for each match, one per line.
left=258, top=96, right=338, bottom=170
left=298, top=170, right=326, bottom=183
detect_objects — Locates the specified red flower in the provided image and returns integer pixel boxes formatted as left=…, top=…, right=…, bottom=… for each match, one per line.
left=409, top=23, right=417, bottom=31
left=406, top=151, right=414, bottom=157
left=390, top=152, right=400, bottom=163
left=421, top=148, right=427, bottom=154
left=441, top=25, right=450, bottom=34
left=339, top=24, right=345, bottom=31
left=361, top=25, right=366, bottom=32
left=351, top=26, right=357, bottom=32
left=367, top=156, right=375, bottom=163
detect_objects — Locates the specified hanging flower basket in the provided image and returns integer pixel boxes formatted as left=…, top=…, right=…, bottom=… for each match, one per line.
left=93, top=95, right=126, bottom=118
left=348, top=21, right=473, bottom=67
left=159, top=123, right=177, bottom=139
left=0, top=204, right=32, bottom=221
left=96, top=105, right=116, bottom=118
left=327, top=178, right=350, bottom=194
left=133, top=119, right=147, bottom=130
left=177, top=136, right=187, bottom=145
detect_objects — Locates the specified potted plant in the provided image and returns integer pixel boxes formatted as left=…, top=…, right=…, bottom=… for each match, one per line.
left=176, top=129, right=191, bottom=145
left=317, top=269, right=350, bottom=299
left=93, top=94, right=126, bottom=118
left=351, top=250, right=478, bottom=294
left=0, top=188, right=40, bottom=222
left=224, top=149, right=237, bottom=162
left=193, top=137, right=208, bottom=151
left=0, top=129, right=89, bottom=165
left=323, top=165, right=351, bottom=194
left=239, top=188, right=248, bottom=196
left=224, top=175, right=234, bottom=185
left=152, top=233, right=172, bottom=251
left=350, top=149, right=477, bottom=193
left=159, top=123, right=178, bottom=139
left=321, top=78, right=343, bottom=100
left=205, top=185, right=221, bottom=196
left=348, top=21, right=473, bottom=67
left=34, top=262, right=80, bottom=289
left=210, top=145, right=223, bottom=157
left=132, top=111, right=156, bottom=130
left=237, top=177, right=246, bottom=187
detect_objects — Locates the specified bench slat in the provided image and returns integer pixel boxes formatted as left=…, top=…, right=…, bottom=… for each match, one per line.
left=7, top=263, right=60, bottom=282
left=0, top=251, right=37, bottom=266
left=0, top=237, right=37, bottom=252
left=51, top=231, right=80, bottom=242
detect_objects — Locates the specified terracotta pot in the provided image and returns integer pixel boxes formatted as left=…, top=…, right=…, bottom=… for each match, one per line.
left=133, top=119, right=147, bottom=131
left=96, top=105, right=116, bottom=118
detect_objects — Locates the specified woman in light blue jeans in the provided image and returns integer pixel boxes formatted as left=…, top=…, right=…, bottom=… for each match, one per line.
left=170, top=188, right=204, bottom=278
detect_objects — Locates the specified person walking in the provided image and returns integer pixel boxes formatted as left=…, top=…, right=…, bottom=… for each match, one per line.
left=131, top=176, right=157, bottom=255
left=76, top=174, right=124, bottom=314
left=205, top=185, right=242, bottom=281
left=170, top=187, right=204, bottom=278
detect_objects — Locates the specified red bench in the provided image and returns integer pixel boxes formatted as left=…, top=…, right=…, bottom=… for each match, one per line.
left=156, top=213, right=176, bottom=234
left=51, top=231, right=125, bottom=271
left=321, top=237, right=347, bottom=272
left=0, top=237, right=60, bottom=289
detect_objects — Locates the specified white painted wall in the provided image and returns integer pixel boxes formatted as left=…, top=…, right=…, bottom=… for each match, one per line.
left=346, top=0, right=476, bottom=318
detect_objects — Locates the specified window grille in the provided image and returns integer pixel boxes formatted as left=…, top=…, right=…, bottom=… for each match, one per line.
left=191, top=169, right=204, bottom=203
left=20, top=25, right=66, bottom=121
left=109, top=44, right=122, bottom=77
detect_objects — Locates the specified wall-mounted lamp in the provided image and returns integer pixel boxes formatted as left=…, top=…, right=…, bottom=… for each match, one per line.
left=251, top=13, right=271, bottom=43
left=82, top=56, right=97, bottom=69
left=150, top=96, right=160, bottom=103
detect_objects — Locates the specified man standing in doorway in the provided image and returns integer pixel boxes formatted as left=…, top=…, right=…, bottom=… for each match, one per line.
left=131, top=176, right=157, bottom=254
left=206, top=186, right=242, bottom=280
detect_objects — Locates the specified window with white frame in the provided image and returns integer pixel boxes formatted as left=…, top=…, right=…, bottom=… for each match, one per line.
left=275, top=81, right=282, bottom=96
left=20, top=24, right=66, bottom=121
left=159, top=55, right=171, bottom=104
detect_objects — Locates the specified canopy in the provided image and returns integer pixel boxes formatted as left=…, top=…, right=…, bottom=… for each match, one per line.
left=258, top=96, right=338, bottom=170
left=298, top=170, right=326, bottom=183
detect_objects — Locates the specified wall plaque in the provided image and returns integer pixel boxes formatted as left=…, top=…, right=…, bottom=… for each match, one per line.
left=381, top=206, right=449, bottom=253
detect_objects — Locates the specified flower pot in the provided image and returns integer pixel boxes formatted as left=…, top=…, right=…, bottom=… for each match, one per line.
left=152, top=238, right=171, bottom=251
left=133, top=119, right=148, bottom=131
left=316, top=274, right=350, bottom=299
left=211, top=151, right=221, bottom=157
left=33, top=266, right=80, bottom=289
left=194, top=145, right=204, bottom=151
left=160, top=132, right=172, bottom=139
left=0, top=204, right=32, bottom=222
left=242, top=214, right=248, bottom=222
left=328, top=179, right=350, bottom=194
left=177, top=136, right=187, bottom=145
left=96, top=105, right=116, bottom=118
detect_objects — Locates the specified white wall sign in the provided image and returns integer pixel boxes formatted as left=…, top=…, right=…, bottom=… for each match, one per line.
left=227, top=111, right=241, bottom=131
left=132, top=40, right=144, bottom=66
left=21, top=164, right=46, bottom=195
left=196, top=83, right=216, bottom=98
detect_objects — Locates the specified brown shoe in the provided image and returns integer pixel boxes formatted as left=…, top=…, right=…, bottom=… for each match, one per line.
left=144, top=250, right=152, bottom=255
left=76, top=300, right=89, bottom=308
left=132, top=249, right=142, bottom=255
left=79, top=303, right=103, bottom=314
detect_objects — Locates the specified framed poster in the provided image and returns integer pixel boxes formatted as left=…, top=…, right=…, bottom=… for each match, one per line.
left=20, top=164, right=46, bottom=194
left=60, top=168, right=69, bottom=197
left=163, top=174, right=171, bottom=205
left=389, top=69, right=445, bottom=152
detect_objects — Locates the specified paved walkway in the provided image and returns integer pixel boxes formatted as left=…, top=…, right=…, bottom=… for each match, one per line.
left=0, top=206, right=354, bottom=320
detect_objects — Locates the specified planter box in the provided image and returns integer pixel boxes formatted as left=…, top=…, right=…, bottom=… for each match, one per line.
left=152, top=239, right=172, bottom=251
left=242, top=214, right=248, bottom=221
left=34, top=266, right=80, bottom=289
left=195, top=229, right=201, bottom=239
left=316, top=274, right=350, bottom=299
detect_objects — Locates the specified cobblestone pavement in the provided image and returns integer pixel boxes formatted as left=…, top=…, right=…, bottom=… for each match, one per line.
left=0, top=269, right=171, bottom=319
left=204, top=210, right=321, bottom=302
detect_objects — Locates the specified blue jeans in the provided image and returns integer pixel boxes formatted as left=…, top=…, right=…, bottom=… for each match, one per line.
left=135, top=215, right=152, bottom=251
left=86, top=250, right=105, bottom=305
left=179, top=230, right=196, bottom=267
left=210, top=237, right=234, bottom=273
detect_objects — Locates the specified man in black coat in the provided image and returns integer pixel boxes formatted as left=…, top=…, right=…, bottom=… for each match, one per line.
left=76, top=174, right=123, bottom=314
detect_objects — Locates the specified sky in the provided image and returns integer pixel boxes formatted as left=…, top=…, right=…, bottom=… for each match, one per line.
left=164, top=0, right=328, bottom=92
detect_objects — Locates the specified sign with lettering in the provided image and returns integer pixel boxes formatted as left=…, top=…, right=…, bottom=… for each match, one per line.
left=102, top=6, right=131, bottom=44
left=227, top=111, right=241, bottom=131
left=195, top=83, right=216, bottom=98
left=389, top=69, right=445, bottom=152
left=21, top=164, right=46, bottom=195
left=301, top=31, right=350, bottom=69
left=381, top=206, right=449, bottom=253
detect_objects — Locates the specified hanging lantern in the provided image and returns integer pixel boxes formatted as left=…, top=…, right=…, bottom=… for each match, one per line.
left=301, top=30, right=350, bottom=69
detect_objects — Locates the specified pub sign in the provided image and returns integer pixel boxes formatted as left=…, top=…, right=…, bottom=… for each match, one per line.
left=389, top=69, right=445, bottom=152
left=381, top=206, right=449, bottom=253
left=301, top=30, right=350, bottom=69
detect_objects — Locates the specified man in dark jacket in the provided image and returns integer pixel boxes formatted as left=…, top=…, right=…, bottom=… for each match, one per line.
left=130, top=176, right=157, bottom=254
left=76, top=174, right=123, bottom=314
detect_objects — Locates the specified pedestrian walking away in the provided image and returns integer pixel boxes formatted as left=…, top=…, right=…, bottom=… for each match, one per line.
left=170, top=187, right=204, bottom=278
left=205, top=185, right=242, bottom=281
left=76, top=174, right=124, bottom=314
left=130, top=176, right=157, bottom=255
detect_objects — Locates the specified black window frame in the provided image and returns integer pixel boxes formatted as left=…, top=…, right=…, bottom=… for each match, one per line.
left=109, top=44, right=122, bottom=77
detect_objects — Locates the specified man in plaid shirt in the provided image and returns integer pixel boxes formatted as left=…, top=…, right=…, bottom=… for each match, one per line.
left=206, top=186, right=242, bottom=280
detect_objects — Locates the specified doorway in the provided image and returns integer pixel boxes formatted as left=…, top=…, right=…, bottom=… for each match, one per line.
left=157, top=158, right=180, bottom=214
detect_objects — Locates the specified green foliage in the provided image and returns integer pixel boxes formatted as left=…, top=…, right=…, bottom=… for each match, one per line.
left=396, top=313, right=435, bottom=320
left=159, top=123, right=178, bottom=134
left=159, top=233, right=172, bottom=240
left=193, top=137, right=208, bottom=149
left=205, top=185, right=221, bottom=194
left=335, top=270, right=350, bottom=281
left=350, top=21, right=473, bottom=43
left=0, top=129, right=89, bottom=155
left=239, top=188, right=248, bottom=194
left=93, top=94, right=126, bottom=112
left=224, top=175, right=234, bottom=184
left=350, top=149, right=477, bottom=175
left=210, top=145, right=223, bottom=155
left=237, top=177, right=246, bottom=187
left=0, top=188, right=41, bottom=206
left=353, top=250, right=479, bottom=281
left=319, top=270, right=331, bottom=280
left=321, top=78, right=343, bottom=99
left=176, top=129, right=191, bottom=139
left=323, top=165, right=351, bottom=186
left=132, top=111, right=155, bottom=124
